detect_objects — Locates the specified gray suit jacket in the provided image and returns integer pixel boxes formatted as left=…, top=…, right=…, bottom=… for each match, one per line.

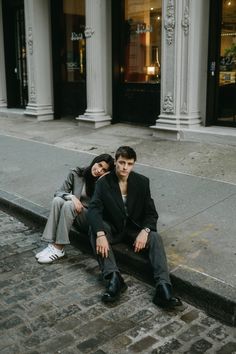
left=54, top=168, right=85, bottom=200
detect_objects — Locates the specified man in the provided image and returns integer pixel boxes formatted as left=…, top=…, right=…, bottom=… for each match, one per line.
left=87, top=146, right=182, bottom=308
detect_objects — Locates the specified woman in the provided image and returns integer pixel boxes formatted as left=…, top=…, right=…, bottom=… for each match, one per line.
left=35, top=153, right=114, bottom=264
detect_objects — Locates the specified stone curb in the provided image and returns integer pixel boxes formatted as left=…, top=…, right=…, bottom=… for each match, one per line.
left=0, top=190, right=235, bottom=327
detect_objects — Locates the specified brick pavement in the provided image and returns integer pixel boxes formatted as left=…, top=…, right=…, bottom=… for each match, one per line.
left=0, top=210, right=235, bottom=354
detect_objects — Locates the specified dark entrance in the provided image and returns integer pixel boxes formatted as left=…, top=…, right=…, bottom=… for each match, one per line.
left=207, top=0, right=236, bottom=127
left=51, top=0, right=86, bottom=119
left=112, top=0, right=162, bottom=125
left=2, top=0, right=28, bottom=108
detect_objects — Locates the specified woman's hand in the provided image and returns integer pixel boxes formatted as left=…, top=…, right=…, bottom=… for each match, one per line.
left=71, top=195, right=84, bottom=213
left=96, top=235, right=109, bottom=258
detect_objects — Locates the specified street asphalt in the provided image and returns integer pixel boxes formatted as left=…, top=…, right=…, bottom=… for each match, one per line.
left=0, top=116, right=235, bottom=326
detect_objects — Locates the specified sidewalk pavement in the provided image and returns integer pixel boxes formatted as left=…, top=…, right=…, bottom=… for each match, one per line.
left=0, top=116, right=235, bottom=326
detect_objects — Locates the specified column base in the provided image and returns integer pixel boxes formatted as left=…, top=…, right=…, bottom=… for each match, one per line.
left=76, top=114, right=111, bottom=129
left=24, top=104, right=54, bottom=121
left=151, top=125, right=184, bottom=141
left=150, top=114, right=202, bottom=140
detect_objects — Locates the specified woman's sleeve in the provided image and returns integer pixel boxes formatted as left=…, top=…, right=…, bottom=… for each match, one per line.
left=54, top=171, right=74, bottom=200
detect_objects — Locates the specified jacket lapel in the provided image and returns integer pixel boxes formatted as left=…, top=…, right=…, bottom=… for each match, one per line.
left=127, top=172, right=138, bottom=215
left=108, top=171, right=126, bottom=215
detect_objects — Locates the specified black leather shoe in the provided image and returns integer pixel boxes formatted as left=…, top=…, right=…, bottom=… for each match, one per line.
left=153, top=283, right=183, bottom=309
left=102, top=272, right=128, bottom=303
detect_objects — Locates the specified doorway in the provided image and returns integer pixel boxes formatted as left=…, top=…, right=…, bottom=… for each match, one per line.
left=51, top=0, right=86, bottom=119
left=207, top=0, right=236, bottom=127
left=112, top=0, right=162, bottom=125
left=2, top=0, right=28, bottom=108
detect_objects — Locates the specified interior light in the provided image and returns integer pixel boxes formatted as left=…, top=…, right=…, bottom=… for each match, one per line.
left=147, top=66, right=155, bottom=75
left=228, top=1, right=232, bottom=5
left=150, top=7, right=154, bottom=10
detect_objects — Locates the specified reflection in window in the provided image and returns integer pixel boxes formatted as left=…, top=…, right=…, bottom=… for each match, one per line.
left=124, top=0, right=162, bottom=83
left=62, top=0, right=85, bottom=83
left=218, top=0, right=236, bottom=123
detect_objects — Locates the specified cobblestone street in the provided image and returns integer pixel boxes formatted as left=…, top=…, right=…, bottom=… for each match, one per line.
left=0, top=210, right=235, bottom=354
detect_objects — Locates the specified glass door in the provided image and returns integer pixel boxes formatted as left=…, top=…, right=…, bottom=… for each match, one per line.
left=51, top=0, right=86, bottom=118
left=207, top=0, right=236, bottom=127
left=2, top=0, right=28, bottom=108
left=218, top=0, right=236, bottom=126
left=112, top=0, right=162, bottom=125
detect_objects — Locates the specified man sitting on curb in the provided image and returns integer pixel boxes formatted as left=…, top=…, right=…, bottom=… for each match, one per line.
left=87, top=146, right=182, bottom=308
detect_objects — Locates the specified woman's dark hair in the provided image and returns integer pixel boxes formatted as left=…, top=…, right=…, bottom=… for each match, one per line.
left=76, top=154, right=114, bottom=197
left=115, top=146, right=137, bottom=162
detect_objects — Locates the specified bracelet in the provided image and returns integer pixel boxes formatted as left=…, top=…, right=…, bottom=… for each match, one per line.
left=97, top=234, right=106, bottom=238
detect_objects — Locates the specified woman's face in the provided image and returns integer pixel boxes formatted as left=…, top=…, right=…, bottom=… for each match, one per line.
left=91, top=161, right=110, bottom=177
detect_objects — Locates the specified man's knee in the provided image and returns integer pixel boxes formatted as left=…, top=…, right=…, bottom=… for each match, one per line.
left=148, top=231, right=163, bottom=247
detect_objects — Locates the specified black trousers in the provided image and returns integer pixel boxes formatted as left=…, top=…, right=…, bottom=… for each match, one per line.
left=89, top=222, right=171, bottom=286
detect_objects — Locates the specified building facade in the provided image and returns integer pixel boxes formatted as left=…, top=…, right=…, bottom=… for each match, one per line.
left=0, top=0, right=236, bottom=138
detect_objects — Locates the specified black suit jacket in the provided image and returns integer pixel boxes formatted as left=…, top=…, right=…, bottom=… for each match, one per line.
left=87, top=170, right=158, bottom=235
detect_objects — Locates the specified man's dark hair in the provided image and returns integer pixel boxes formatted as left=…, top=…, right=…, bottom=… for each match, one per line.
left=115, top=146, right=137, bottom=162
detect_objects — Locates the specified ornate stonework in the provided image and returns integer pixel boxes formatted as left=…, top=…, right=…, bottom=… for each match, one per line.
left=28, top=27, right=33, bottom=55
left=163, top=93, right=174, bottom=114
left=182, top=1, right=190, bottom=35
left=84, top=27, right=95, bottom=38
left=29, top=85, right=36, bottom=103
left=164, top=0, right=175, bottom=45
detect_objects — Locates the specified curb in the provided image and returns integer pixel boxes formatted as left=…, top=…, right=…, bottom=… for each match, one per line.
left=0, top=190, right=235, bottom=327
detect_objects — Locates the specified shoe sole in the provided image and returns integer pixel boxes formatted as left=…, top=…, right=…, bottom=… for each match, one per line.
left=102, top=283, right=128, bottom=303
left=153, top=297, right=183, bottom=309
left=37, top=255, right=65, bottom=264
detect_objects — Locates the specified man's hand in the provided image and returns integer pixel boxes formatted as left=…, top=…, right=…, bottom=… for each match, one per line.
left=71, top=196, right=84, bottom=213
left=134, top=230, right=148, bottom=252
left=96, top=235, right=109, bottom=258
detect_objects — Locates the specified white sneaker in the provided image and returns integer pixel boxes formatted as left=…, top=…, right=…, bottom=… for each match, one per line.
left=37, top=245, right=65, bottom=264
left=35, top=244, right=53, bottom=259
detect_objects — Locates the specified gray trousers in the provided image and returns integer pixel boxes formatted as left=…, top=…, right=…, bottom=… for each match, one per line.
left=41, top=196, right=88, bottom=245
left=90, top=223, right=171, bottom=286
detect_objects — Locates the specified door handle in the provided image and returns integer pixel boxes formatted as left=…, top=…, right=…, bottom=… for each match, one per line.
left=210, top=61, right=216, bottom=76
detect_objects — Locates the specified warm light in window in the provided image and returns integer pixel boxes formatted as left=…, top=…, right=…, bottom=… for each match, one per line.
left=150, top=7, right=154, bottom=10
left=147, top=66, right=155, bottom=75
left=228, top=1, right=232, bottom=5
left=157, top=16, right=161, bottom=21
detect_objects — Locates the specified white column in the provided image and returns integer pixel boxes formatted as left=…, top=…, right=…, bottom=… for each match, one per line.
left=77, top=0, right=112, bottom=129
left=24, top=0, right=53, bottom=121
left=0, top=0, right=7, bottom=108
left=151, top=0, right=210, bottom=140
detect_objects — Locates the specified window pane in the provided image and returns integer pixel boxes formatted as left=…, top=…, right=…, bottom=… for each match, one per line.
left=218, top=0, right=236, bottom=123
left=62, top=0, right=85, bottom=83
left=124, top=0, right=162, bottom=83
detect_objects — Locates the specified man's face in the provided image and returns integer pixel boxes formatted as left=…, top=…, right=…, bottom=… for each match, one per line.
left=115, top=156, right=135, bottom=178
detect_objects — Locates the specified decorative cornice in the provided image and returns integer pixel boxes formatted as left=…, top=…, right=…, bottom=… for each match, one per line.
left=164, top=0, right=175, bottom=45
left=28, top=27, right=33, bottom=55
left=163, top=93, right=174, bottom=114
left=182, top=1, right=190, bottom=35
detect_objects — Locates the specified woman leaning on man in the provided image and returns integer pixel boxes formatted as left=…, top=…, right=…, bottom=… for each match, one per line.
left=35, top=153, right=114, bottom=264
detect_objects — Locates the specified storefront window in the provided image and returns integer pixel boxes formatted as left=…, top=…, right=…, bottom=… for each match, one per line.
left=62, top=0, right=85, bottom=82
left=124, top=0, right=162, bottom=83
left=218, top=0, right=236, bottom=123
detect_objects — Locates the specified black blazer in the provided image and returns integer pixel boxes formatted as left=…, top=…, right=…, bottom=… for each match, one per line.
left=87, top=170, right=158, bottom=235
